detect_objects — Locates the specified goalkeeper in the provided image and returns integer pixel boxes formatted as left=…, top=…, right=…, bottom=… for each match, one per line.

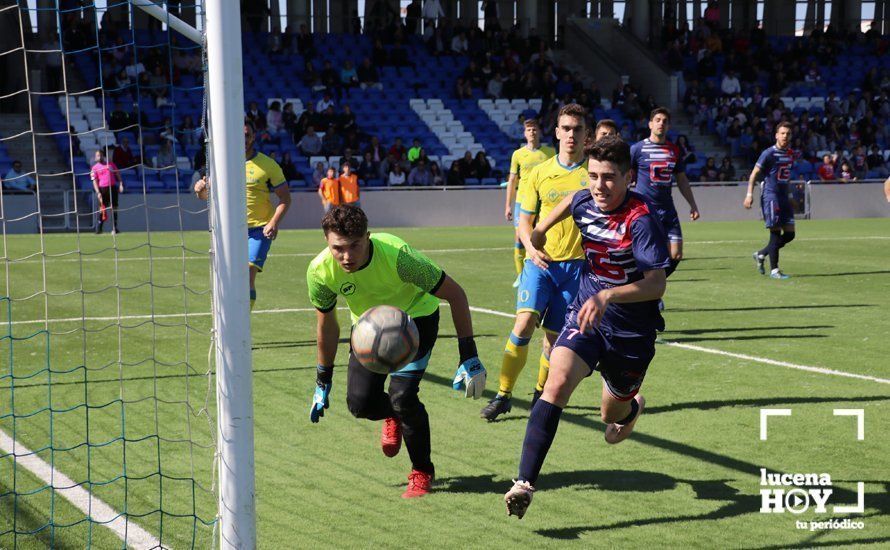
left=306, top=205, right=486, bottom=498
left=193, top=122, right=291, bottom=310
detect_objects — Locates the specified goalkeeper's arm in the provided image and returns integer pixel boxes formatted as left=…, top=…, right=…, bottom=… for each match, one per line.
left=432, top=274, right=473, bottom=340
left=316, top=308, right=339, bottom=370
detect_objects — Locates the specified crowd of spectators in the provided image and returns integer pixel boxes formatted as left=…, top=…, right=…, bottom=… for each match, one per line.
left=662, top=21, right=890, bottom=179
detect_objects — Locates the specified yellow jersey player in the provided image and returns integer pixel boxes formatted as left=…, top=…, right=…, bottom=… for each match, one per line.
left=194, top=122, right=292, bottom=309
left=505, top=119, right=555, bottom=280
left=481, top=104, right=588, bottom=421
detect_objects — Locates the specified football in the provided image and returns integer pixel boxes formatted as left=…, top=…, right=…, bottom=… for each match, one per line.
left=351, top=305, right=420, bottom=374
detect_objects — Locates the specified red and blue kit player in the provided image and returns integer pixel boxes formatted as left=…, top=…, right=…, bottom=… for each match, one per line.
left=481, top=104, right=589, bottom=422
left=744, top=122, right=796, bottom=279
left=630, top=107, right=700, bottom=276
left=504, top=136, right=669, bottom=519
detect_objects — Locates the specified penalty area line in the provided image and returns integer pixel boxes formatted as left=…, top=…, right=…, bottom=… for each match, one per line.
left=465, top=306, right=890, bottom=385
left=0, top=429, right=162, bottom=549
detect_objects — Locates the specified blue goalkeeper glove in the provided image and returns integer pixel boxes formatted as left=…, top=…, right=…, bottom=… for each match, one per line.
left=452, top=337, right=486, bottom=399
left=310, top=365, right=333, bottom=423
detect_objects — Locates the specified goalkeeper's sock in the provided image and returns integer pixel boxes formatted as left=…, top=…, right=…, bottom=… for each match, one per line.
left=513, top=242, right=525, bottom=275
left=518, top=399, right=562, bottom=485
left=250, top=288, right=256, bottom=311
left=534, top=350, right=550, bottom=393
left=499, top=332, right=530, bottom=397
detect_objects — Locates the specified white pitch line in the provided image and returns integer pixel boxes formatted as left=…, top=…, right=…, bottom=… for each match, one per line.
left=0, top=429, right=162, bottom=549
left=463, top=305, right=890, bottom=385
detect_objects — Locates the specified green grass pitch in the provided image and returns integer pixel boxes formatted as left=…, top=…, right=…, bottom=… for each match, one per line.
left=1, top=217, right=888, bottom=549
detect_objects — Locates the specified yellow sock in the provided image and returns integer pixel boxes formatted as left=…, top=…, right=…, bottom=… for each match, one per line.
left=499, top=332, right=531, bottom=397
left=535, top=351, right=550, bottom=392
left=513, top=244, right=526, bottom=275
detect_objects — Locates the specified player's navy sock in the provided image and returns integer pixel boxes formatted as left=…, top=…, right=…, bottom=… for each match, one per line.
left=249, top=288, right=256, bottom=311
left=767, top=231, right=782, bottom=270
left=615, top=397, right=640, bottom=426
left=665, top=258, right=680, bottom=278
left=518, top=399, right=562, bottom=485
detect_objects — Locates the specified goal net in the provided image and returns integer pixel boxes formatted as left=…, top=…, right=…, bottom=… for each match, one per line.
left=0, top=1, right=239, bottom=547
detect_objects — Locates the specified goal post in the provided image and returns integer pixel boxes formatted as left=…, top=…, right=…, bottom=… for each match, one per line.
left=132, top=1, right=255, bottom=548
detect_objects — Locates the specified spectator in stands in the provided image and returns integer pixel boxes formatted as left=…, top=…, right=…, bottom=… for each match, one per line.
left=407, top=139, right=423, bottom=165
left=322, top=125, right=343, bottom=156
left=408, top=159, right=432, bottom=186
left=266, top=101, right=284, bottom=134
left=339, top=148, right=358, bottom=171
left=358, top=152, right=377, bottom=181
left=113, top=138, right=137, bottom=169
left=372, top=38, right=388, bottom=67
left=155, top=141, right=176, bottom=168
left=487, top=72, right=504, bottom=99
left=456, top=152, right=475, bottom=179
left=90, top=150, right=123, bottom=234
left=3, top=161, right=35, bottom=193
left=246, top=102, right=265, bottom=131
left=388, top=163, right=406, bottom=186
left=318, top=167, right=340, bottom=212
left=451, top=31, right=468, bottom=54
left=282, top=102, right=298, bottom=139
left=295, top=103, right=319, bottom=141
left=316, top=92, right=335, bottom=113
left=471, top=152, right=491, bottom=180
left=298, top=126, right=322, bottom=156
left=281, top=152, right=298, bottom=182
left=720, top=71, right=741, bottom=96
left=676, top=135, right=696, bottom=165
left=159, top=117, right=176, bottom=143
left=405, top=0, right=421, bottom=34
left=339, top=162, right=360, bottom=207
left=296, top=23, right=314, bottom=59
left=429, top=162, right=444, bottom=185
left=454, top=77, right=473, bottom=101
left=366, top=136, right=385, bottom=165
left=446, top=161, right=465, bottom=186
left=506, top=114, right=525, bottom=141
left=818, top=155, right=836, bottom=181
left=357, top=57, right=383, bottom=90
left=340, top=60, right=359, bottom=94
left=311, top=161, right=326, bottom=187
left=700, top=157, right=720, bottom=181
left=703, top=2, right=721, bottom=29
left=267, top=26, right=283, bottom=55
left=851, top=146, right=869, bottom=180
left=179, top=115, right=198, bottom=146
left=422, top=0, right=445, bottom=29
left=109, top=103, right=131, bottom=132
left=718, top=157, right=735, bottom=181
left=839, top=161, right=855, bottom=182
left=388, top=138, right=406, bottom=160
left=867, top=145, right=888, bottom=178
left=338, top=105, right=356, bottom=134
left=303, top=61, right=324, bottom=91
left=148, top=66, right=170, bottom=107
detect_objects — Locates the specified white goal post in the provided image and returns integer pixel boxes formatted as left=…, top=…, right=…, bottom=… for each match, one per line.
left=131, top=2, right=255, bottom=548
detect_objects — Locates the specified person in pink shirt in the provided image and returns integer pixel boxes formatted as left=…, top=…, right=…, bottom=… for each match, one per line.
left=90, top=149, right=124, bottom=234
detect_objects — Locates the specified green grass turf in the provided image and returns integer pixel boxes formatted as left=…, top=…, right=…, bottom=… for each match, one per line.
left=1, top=218, right=888, bottom=548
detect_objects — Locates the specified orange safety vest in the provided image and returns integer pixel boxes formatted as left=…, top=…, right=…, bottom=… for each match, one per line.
left=319, top=177, right=341, bottom=205
left=339, top=174, right=360, bottom=204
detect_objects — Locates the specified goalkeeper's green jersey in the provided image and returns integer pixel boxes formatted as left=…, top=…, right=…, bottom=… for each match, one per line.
left=307, top=233, right=445, bottom=323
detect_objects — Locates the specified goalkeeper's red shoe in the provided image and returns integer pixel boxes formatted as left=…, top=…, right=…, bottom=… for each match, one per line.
left=381, top=417, right=402, bottom=457
left=402, top=469, right=434, bottom=498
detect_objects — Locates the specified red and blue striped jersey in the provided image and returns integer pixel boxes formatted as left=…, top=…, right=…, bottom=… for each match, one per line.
left=630, top=139, right=685, bottom=209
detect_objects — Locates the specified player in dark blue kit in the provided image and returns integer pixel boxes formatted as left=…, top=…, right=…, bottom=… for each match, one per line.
left=630, top=107, right=700, bottom=276
left=503, top=136, right=670, bottom=519
left=744, top=122, right=796, bottom=279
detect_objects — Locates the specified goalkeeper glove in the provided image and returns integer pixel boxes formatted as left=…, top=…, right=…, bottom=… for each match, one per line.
left=309, top=365, right=333, bottom=423
left=452, top=337, right=486, bottom=399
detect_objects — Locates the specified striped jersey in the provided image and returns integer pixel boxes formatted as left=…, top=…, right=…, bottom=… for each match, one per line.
left=630, top=138, right=685, bottom=209
left=755, top=146, right=795, bottom=197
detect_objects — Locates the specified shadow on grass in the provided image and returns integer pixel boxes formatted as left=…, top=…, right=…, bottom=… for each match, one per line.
left=664, top=333, right=829, bottom=343
left=667, top=304, right=874, bottom=313
left=661, top=325, right=833, bottom=335
left=252, top=333, right=497, bottom=350
left=794, top=270, right=890, bottom=278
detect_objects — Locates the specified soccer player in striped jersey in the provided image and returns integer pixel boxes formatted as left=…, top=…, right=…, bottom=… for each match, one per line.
left=505, top=119, right=556, bottom=280
left=744, top=122, right=796, bottom=279
left=481, top=104, right=588, bottom=421
left=504, top=136, right=669, bottom=519
left=594, top=119, right=618, bottom=141
left=306, top=206, right=486, bottom=498
left=193, top=122, right=291, bottom=309
left=630, top=108, right=700, bottom=277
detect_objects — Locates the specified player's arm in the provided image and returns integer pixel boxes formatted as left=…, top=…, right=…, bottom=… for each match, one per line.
left=884, top=176, right=890, bottom=203
left=308, top=267, right=338, bottom=422
left=517, top=171, right=552, bottom=268
left=504, top=171, right=518, bottom=221
left=264, top=184, right=291, bottom=239
left=675, top=171, right=699, bottom=220
left=523, top=193, right=574, bottom=269
left=317, top=184, right=327, bottom=207
left=744, top=165, right=762, bottom=209
left=194, top=176, right=210, bottom=200
left=578, top=269, right=666, bottom=334
left=396, top=245, right=486, bottom=398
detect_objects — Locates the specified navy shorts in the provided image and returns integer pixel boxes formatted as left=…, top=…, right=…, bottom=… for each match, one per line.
left=654, top=206, right=682, bottom=243
left=761, top=194, right=795, bottom=229
left=554, top=323, right=656, bottom=401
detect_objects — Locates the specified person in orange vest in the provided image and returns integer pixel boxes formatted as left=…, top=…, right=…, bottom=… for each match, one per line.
left=318, top=166, right=341, bottom=213
left=339, top=160, right=361, bottom=208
